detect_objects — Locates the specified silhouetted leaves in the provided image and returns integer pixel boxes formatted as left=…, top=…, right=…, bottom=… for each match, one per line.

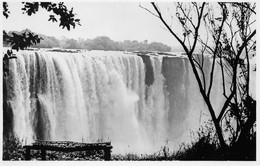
left=21, top=2, right=81, bottom=30
left=49, top=15, right=57, bottom=22
left=3, top=48, right=17, bottom=77
left=3, top=1, right=81, bottom=50
left=3, top=29, right=42, bottom=76
left=3, top=2, right=10, bottom=18
left=21, top=2, right=39, bottom=15
left=3, top=2, right=81, bottom=76
left=3, top=29, right=42, bottom=51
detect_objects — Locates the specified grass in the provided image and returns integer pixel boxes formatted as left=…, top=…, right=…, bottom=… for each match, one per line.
left=3, top=125, right=256, bottom=161
left=111, top=131, right=220, bottom=161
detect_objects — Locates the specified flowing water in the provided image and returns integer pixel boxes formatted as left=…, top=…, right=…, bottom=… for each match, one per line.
left=4, top=50, right=233, bottom=154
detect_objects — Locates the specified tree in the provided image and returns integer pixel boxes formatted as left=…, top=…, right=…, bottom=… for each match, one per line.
left=91, top=36, right=116, bottom=50
left=34, top=34, right=60, bottom=48
left=144, top=2, right=256, bottom=153
left=3, top=2, right=81, bottom=76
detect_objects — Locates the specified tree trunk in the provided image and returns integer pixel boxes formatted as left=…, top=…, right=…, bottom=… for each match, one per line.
left=203, top=94, right=227, bottom=148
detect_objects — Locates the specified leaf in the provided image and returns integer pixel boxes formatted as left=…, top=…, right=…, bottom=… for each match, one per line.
left=7, top=49, right=12, bottom=56
left=48, top=15, right=57, bottom=22
left=71, top=22, right=75, bottom=28
left=66, top=24, right=70, bottom=31
left=3, top=12, right=9, bottom=18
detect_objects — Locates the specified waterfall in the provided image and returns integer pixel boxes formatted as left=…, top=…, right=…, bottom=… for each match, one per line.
left=3, top=50, right=225, bottom=154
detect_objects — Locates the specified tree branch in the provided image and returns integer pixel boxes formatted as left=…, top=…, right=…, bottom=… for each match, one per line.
left=207, top=3, right=227, bottom=97
left=190, top=3, right=206, bottom=53
left=139, top=3, right=159, bottom=18
left=177, top=3, right=196, bottom=29
left=151, top=2, right=189, bottom=53
left=217, top=30, right=256, bottom=123
left=232, top=2, right=256, bottom=14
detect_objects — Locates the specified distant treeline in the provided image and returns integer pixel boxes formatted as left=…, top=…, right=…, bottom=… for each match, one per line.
left=3, top=29, right=171, bottom=52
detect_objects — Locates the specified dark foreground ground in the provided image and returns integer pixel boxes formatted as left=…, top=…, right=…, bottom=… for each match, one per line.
left=3, top=133, right=256, bottom=161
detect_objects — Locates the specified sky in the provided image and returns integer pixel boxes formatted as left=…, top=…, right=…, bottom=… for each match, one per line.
left=2, top=1, right=183, bottom=47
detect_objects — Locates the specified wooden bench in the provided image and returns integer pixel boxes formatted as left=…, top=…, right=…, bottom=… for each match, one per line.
left=23, top=140, right=112, bottom=161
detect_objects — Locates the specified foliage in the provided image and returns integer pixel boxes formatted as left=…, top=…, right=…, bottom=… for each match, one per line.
left=3, top=29, right=42, bottom=51
left=3, top=30, right=172, bottom=52
left=21, top=2, right=81, bottom=30
left=174, top=136, right=219, bottom=160
left=111, top=122, right=220, bottom=160
left=112, top=120, right=255, bottom=160
left=32, top=34, right=60, bottom=48
left=3, top=2, right=81, bottom=49
left=145, top=2, right=256, bottom=154
left=3, top=135, right=25, bottom=160
left=3, top=124, right=255, bottom=160
left=39, top=35, right=171, bottom=51
left=2, top=1, right=81, bottom=77
left=3, top=2, right=10, bottom=18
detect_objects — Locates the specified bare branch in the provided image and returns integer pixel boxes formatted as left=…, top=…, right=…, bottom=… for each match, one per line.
left=192, top=2, right=199, bottom=16
left=218, top=52, right=227, bottom=97
left=151, top=2, right=189, bottom=53
left=177, top=3, right=196, bottom=29
left=190, top=3, right=206, bottom=53
left=217, top=89, right=235, bottom=123
left=197, top=38, right=214, bottom=54
left=207, top=3, right=227, bottom=97
left=139, top=3, right=159, bottom=18
left=217, top=29, right=256, bottom=123
left=237, top=30, right=255, bottom=57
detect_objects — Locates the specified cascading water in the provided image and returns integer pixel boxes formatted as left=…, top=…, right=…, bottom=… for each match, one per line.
left=3, top=50, right=226, bottom=154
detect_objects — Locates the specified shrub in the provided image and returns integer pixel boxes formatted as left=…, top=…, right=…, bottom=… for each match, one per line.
left=3, top=134, right=25, bottom=160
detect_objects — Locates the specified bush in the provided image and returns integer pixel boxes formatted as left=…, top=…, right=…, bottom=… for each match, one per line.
left=172, top=120, right=219, bottom=160
left=3, top=134, right=25, bottom=160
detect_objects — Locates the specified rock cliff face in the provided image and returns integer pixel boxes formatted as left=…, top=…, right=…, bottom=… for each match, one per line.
left=137, top=54, right=154, bottom=87
left=162, top=56, right=190, bottom=137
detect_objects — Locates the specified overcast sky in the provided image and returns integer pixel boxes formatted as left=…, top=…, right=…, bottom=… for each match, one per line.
left=3, top=1, right=183, bottom=47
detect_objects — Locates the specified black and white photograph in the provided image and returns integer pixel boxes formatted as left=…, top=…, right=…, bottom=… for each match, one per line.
left=1, top=0, right=257, bottom=164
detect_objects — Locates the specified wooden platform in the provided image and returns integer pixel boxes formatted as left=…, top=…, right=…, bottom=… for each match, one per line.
left=23, top=140, right=112, bottom=160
